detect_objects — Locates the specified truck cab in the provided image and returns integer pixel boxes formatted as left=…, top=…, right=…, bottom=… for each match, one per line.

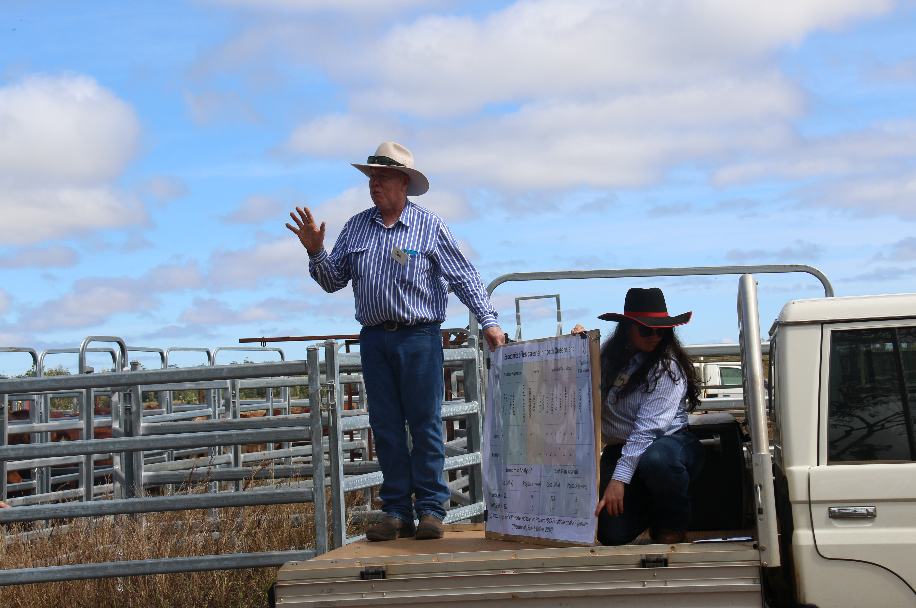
left=771, top=293, right=916, bottom=607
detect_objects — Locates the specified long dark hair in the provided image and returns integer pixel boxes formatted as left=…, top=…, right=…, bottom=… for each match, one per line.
left=600, top=320, right=701, bottom=411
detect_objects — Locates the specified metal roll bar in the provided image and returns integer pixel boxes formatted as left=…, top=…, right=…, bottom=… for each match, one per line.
left=470, top=263, right=834, bottom=349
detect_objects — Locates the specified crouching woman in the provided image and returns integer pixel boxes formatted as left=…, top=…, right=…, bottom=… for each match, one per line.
left=572, top=287, right=703, bottom=545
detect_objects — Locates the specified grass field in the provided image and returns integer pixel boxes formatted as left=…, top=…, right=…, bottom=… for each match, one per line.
left=0, top=479, right=366, bottom=608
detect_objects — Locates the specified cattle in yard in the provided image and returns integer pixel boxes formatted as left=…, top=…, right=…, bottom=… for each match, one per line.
left=5, top=406, right=114, bottom=489
left=238, top=409, right=285, bottom=453
left=7, top=409, right=73, bottom=444
left=7, top=407, right=113, bottom=443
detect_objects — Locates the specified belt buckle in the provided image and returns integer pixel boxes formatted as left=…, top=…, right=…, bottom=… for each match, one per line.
left=383, top=321, right=398, bottom=332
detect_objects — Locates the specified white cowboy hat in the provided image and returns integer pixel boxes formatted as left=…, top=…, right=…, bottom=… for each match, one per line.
left=351, top=142, right=429, bottom=196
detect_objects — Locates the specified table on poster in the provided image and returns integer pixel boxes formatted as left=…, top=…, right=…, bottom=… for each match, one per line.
left=483, top=332, right=600, bottom=546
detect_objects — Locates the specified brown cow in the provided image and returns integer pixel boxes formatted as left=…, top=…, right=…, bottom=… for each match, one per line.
left=6, top=406, right=113, bottom=485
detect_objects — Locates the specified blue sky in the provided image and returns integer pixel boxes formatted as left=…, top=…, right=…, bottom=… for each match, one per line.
left=1, top=0, right=915, bottom=374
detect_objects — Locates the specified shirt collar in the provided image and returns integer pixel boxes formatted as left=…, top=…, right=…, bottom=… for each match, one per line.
left=627, top=351, right=647, bottom=369
left=371, top=199, right=414, bottom=228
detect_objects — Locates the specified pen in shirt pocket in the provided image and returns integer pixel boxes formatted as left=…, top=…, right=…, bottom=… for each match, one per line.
left=403, top=249, right=418, bottom=256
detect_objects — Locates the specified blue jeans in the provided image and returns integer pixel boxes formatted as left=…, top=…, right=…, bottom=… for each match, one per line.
left=360, top=323, right=450, bottom=522
left=597, top=431, right=705, bottom=545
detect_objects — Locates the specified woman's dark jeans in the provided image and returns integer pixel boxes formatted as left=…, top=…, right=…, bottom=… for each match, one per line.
left=597, top=431, right=705, bottom=545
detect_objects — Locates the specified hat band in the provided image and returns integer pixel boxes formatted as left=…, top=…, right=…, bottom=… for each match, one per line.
left=367, top=155, right=405, bottom=167
left=625, top=311, right=669, bottom=317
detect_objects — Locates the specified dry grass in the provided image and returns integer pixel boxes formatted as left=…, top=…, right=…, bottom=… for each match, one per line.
left=0, top=477, right=367, bottom=608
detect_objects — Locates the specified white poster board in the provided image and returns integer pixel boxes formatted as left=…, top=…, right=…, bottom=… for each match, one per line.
left=483, top=331, right=601, bottom=546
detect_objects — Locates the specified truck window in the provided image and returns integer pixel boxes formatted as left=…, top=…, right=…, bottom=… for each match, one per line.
left=719, top=367, right=743, bottom=386
left=827, top=327, right=916, bottom=464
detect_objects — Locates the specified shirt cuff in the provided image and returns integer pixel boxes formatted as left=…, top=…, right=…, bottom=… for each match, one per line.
left=308, top=249, right=328, bottom=264
left=611, top=463, right=635, bottom=484
left=478, top=314, right=499, bottom=331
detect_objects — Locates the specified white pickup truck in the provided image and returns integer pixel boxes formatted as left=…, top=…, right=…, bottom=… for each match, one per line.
left=698, top=361, right=745, bottom=399
left=272, top=268, right=916, bottom=608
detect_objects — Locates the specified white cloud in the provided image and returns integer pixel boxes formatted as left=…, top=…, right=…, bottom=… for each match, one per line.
left=0, top=186, right=145, bottom=245
left=412, top=77, right=803, bottom=190
left=874, top=237, right=916, bottom=262
left=178, top=296, right=310, bottom=325
left=139, top=324, right=218, bottom=341
left=0, top=245, right=80, bottom=269
left=0, top=74, right=145, bottom=244
left=206, top=238, right=307, bottom=291
left=201, top=0, right=433, bottom=11
left=843, top=266, right=916, bottom=283
left=413, top=190, right=474, bottom=222
left=23, top=277, right=153, bottom=332
left=268, top=0, right=895, bottom=193
left=146, top=262, right=205, bottom=291
left=309, top=186, right=375, bottom=237
left=794, top=165, right=916, bottom=218
left=221, top=193, right=289, bottom=224
left=183, top=89, right=260, bottom=126
left=725, top=240, right=824, bottom=263
left=187, top=0, right=908, bottom=210
left=139, top=175, right=190, bottom=205
left=335, top=0, right=893, bottom=117
left=713, top=120, right=916, bottom=185
left=286, top=114, right=406, bottom=158
left=16, top=261, right=202, bottom=332
left=0, top=289, right=10, bottom=315
left=0, top=74, right=141, bottom=182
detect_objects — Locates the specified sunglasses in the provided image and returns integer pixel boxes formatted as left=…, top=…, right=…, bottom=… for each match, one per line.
left=637, top=326, right=668, bottom=338
left=367, top=155, right=405, bottom=167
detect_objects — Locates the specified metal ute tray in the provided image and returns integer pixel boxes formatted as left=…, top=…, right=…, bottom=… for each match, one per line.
left=275, top=525, right=761, bottom=607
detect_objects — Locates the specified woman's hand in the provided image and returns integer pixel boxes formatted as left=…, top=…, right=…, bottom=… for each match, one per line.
left=571, top=324, right=586, bottom=335
left=595, top=480, right=626, bottom=517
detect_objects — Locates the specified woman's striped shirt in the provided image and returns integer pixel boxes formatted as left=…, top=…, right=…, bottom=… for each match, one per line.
left=601, top=351, right=690, bottom=484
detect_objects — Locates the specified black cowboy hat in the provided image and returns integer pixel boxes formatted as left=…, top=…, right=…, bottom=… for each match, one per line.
left=598, top=287, right=692, bottom=328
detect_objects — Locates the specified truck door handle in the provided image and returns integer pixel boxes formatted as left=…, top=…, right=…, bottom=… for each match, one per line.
left=828, top=506, right=876, bottom=519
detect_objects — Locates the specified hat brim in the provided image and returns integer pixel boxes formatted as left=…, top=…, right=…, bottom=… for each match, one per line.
left=597, top=311, right=692, bottom=327
left=352, top=164, right=429, bottom=196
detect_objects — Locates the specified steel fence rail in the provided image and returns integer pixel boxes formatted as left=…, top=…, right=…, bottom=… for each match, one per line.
left=0, top=428, right=313, bottom=461
left=0, top=360, right=308, bottom=395
left=140, top=414, right=313, bottom=435
left=0, top=487, right=317, bottom=523
left=342, top=452, right=483, bottom=493
left=0, top=550, right=318, bottom=586
left=143, top=460, right=378, bottom=484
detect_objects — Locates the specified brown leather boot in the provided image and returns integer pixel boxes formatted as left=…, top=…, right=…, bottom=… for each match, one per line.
left=650, top=528, right=688, bottom=544
left=366, top=516, right=416, bottom=541
left=415, top=514, right=444, bottom=540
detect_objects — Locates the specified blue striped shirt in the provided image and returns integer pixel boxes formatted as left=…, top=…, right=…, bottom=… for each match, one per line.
left=601, top=351, right=689, bottom=484
left=308, top=200, right=499, bottom=329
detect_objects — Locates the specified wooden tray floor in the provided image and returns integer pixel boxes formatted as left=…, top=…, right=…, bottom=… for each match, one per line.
left=313, top=524, right=757, bottom=561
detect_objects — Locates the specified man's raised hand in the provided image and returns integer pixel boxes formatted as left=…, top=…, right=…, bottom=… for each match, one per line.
left=286, top=206, right=326, bottom=256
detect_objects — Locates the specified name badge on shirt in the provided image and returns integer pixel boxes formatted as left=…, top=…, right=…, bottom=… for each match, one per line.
left=613, top=372, right=630, bottom=388
left=391, top=245, right=408, bottom=266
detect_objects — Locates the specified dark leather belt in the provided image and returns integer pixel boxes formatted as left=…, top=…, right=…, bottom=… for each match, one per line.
left=373, top=321, right=402, bottom=332
left=367, top=321, right=440, bottom=332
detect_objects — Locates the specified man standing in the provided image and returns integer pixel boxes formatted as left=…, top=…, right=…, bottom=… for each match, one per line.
left=287, top=142, right=505, bottom=541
